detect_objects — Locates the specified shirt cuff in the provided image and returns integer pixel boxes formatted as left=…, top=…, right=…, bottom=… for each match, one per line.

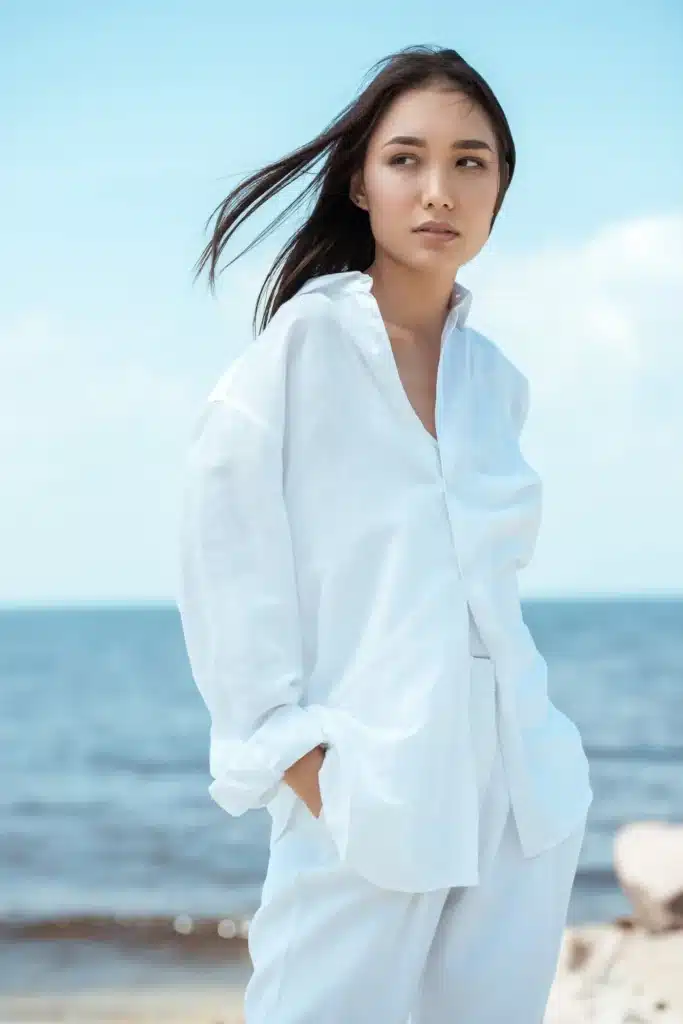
left=207, top=702, right=328, bottom=816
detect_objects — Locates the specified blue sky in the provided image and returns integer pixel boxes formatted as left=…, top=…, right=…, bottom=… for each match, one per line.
left=1, top=0, right=681, bottom=604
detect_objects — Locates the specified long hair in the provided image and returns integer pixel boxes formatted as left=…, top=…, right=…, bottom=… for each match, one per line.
left=193, top=45, right=516, bottom=336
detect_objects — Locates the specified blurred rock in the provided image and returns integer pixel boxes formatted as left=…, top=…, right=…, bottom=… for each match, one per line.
left=614, top=821, right=683, bottom=932
left=545, top=922, right=683, bottom=1023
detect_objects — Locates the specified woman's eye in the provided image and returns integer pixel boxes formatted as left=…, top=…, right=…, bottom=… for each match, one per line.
left=388, top=154, right=416, bottom=166
left=458, top=157, right=486, bottom=169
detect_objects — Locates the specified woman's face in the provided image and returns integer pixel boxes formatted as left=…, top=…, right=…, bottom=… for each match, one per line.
left=351, top=84, right=501, bottom=277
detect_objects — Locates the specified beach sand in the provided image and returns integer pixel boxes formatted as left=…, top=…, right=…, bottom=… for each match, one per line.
left=0, top=984, right=246, bottom=1023
left=1, top=922, right=681, bottom=1023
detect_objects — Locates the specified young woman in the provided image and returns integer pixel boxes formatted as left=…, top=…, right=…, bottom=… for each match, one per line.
left=177, top=44, right=594, bottom=1023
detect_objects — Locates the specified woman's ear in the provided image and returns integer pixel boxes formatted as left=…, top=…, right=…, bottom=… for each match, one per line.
left=349, top=171, right=368, bottom=211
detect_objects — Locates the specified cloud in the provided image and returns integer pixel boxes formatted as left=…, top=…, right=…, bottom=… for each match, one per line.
left=0, top=309, right=196, bottom=478
left=471, top=212, right=682, bottom=424
left=0, top=307, right=204, bottom=603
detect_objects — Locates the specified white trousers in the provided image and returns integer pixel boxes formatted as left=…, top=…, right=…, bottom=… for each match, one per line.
left=244, top=632, right=588, bottom=1023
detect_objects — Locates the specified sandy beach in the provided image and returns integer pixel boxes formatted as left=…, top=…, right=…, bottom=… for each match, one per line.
left=1, top=921, right=682, bottom=1023
left=0, top=984, right=245, bottom=1023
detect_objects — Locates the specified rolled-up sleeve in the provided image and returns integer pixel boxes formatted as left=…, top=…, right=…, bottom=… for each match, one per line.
left=176, top=396, right=327, bottom=817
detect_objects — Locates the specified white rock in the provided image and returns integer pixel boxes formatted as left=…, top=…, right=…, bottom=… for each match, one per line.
left=614, top=821, right=683, bottom=932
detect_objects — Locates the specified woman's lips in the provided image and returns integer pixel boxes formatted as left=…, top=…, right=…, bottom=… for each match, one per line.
left=414, top=227, right=460, bottom=241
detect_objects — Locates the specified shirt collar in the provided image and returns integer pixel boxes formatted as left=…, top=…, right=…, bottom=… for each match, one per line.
left=296, top=270, right=473, bottom=331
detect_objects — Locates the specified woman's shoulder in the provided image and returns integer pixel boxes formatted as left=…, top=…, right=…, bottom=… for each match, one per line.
left=206, top=288, right=338, bottom=401
left=465, top=326, right=530, bottom=433
left=187, top=286, right=347, bottom=452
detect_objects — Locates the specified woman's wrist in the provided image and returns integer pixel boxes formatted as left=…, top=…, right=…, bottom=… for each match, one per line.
left=282, top=745, right=327, bottom=815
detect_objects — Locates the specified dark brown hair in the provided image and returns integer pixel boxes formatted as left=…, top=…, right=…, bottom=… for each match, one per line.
left=193, top=44, right=516, bottom=336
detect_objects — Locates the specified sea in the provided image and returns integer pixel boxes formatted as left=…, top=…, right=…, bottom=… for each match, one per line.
left=1, top=598, right=681, bottom=994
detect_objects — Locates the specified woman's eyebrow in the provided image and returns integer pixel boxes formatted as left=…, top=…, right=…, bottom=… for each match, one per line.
left=382, top=135, right=494, bottom=152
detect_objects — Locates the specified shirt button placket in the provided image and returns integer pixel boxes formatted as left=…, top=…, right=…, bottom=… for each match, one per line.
left=434, top=325, right=474, bottom=620
left=435, top=437, right=482, bottom=660
left=436, top=445, right=462, bottom=573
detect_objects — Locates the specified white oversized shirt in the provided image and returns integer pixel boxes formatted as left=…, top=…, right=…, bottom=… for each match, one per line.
left=176, top=269, right=593, bottom=892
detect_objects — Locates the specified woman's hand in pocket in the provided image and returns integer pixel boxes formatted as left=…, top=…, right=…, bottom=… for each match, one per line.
left=282, top=743, right=327, bottom=818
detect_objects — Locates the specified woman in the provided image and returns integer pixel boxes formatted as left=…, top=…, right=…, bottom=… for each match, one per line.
left=177, top=44, right=594, bottom=1023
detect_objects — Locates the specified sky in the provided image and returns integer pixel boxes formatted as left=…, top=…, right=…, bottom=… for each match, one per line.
left=1, top=0, right=682, bottom=605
